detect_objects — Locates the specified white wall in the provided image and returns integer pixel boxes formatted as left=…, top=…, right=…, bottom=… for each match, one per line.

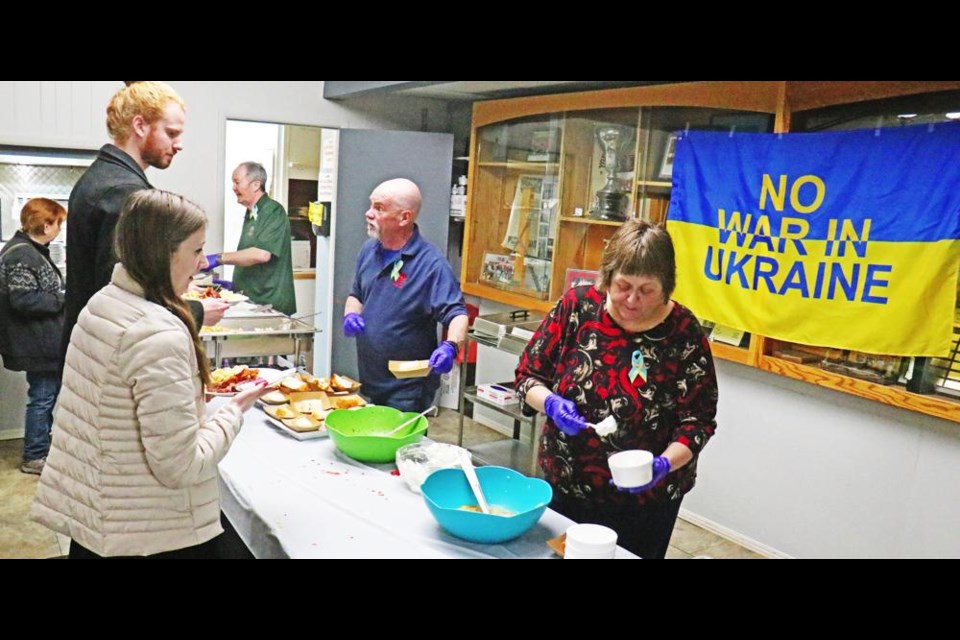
left=685, top=359, right=960, bottom=558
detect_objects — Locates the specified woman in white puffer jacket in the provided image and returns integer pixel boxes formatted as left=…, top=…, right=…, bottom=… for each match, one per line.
left=32, top=189, right=268, bottom=558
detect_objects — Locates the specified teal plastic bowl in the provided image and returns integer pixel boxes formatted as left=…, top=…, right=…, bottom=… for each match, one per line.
left=420, top=466, right=553, bottom=544
left=325, top=406, right=427, bottom=463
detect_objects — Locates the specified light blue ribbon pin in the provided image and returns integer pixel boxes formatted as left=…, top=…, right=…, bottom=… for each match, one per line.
left=390, top=259, right=404, bottom=281
left=629, top=349, right=647, bottom=383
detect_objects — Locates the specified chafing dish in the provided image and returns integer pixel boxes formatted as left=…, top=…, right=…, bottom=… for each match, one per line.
left=201, top=315, right=318, bottom=367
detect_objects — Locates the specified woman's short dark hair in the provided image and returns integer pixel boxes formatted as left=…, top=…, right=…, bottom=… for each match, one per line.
left=598, top=220, right=676, bottom=302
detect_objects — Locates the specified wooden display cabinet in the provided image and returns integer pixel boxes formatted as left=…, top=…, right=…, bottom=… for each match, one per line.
left=461, top=81, right=960, bottom=423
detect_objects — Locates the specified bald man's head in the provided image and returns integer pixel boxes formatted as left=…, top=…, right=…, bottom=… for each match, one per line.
left=374, top=178, right=422, bottom=220
left=365, top=178, right=423, bottom=250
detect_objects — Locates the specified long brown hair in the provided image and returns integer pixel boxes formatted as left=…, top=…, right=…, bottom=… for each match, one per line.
left=114, top=189, right=210, bottom=385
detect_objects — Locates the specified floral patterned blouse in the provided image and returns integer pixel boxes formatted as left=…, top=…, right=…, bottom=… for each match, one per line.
left=516, top=285, right=718, bottom=507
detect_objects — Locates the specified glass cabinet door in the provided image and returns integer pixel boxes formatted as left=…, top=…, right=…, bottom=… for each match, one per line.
left=467, top=115, right=563, bottom=300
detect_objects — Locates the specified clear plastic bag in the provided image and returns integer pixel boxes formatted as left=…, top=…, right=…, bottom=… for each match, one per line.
left=395, top=442, right=468, bottom=493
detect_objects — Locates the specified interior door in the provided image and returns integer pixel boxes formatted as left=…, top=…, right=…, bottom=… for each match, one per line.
left=317, top=129, right=453, bottom=379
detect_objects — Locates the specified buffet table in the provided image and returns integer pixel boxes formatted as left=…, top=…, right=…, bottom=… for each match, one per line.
left=214, top=401, right=636, bottom=559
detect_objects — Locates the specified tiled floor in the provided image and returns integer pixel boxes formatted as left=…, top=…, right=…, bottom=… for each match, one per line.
left=0, top=408, right=764, bottom=559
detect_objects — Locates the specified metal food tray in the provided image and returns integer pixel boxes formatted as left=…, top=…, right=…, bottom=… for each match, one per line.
left=201, top=316, right=318, bottom=366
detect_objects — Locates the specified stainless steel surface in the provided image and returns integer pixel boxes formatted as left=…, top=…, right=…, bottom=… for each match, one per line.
left=472, top=310, right=545, bottom=341
left=201, top=315, right=318, bottom=368
left=457, top=330, right=540, bottom=476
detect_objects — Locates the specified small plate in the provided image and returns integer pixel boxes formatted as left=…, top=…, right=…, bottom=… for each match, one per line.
left=219, top=292, right=249, bottom=304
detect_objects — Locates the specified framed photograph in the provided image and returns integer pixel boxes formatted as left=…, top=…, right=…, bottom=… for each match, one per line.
left=481, top=252, right=516, bottom=285
left=527, top=127, right=560, bottom=162
left=563, top=268, right=599, bottom=291
left=523, top=257, right=552, bottom=293
left=658, top=133, right=678, bottom=180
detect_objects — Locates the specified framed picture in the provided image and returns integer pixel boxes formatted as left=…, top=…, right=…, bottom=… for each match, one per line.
left=523, top=257, right=552, bottom=293
left=658, top=133, right=678, bottom=180
left=527, top=127, right=560, bottom=162
left=564, top=268, right=599, bottom=291
left=481, top=252, right=516, bottom=285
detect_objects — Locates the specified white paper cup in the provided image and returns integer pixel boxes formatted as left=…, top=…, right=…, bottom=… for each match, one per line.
left=565, top=523, right=617, bottom=559
left=608, top=449, right=653, bottom=488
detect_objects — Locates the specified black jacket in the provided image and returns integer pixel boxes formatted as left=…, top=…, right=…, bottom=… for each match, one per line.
left=0, top=231, right=65, bottom=372
left=61, top=144, right=202, bottom=368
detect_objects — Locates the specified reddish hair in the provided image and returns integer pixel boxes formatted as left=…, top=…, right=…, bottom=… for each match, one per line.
left=20, top=198, right=66, bottom=236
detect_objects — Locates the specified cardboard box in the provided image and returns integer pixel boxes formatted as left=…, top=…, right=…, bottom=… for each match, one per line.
left=476, top=383, right=518, bottom=405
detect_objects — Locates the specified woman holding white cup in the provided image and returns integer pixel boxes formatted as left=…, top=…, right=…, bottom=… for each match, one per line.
left=516, top=220, right=719, bottom=559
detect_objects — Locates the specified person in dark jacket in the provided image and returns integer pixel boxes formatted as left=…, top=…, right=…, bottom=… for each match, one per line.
left=0, top=199, right=67, bottom=474
left=61, top=81, right=226, bottom=370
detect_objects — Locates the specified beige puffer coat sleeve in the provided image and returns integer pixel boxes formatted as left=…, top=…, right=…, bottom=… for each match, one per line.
left=119, top=316, right=241, bottom=488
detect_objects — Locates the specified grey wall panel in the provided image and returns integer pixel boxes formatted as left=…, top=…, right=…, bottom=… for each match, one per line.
left=331, top=129, right=454, bottom=379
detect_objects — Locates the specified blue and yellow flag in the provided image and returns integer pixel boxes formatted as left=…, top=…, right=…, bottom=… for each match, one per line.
left=666, top=122, right=960, bottom=356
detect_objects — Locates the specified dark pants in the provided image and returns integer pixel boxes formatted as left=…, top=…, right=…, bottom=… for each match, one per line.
left=24, top=371, right=60, bottom=461
left=371, top=385, right=438, bottom=413
left=68, top=512, right=254, bottom=559
left=550, top=493, right=683, bottom=559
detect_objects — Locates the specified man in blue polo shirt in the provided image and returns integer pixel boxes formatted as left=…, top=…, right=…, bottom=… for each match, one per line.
left=343, top=178, right=468, bottom=412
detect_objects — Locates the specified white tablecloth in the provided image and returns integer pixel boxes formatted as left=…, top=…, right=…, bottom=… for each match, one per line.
left=214, top=401, right=636, bottom=559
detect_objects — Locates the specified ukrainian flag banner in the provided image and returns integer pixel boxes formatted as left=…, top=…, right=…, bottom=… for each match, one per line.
left=666, top=122, right=960, bottom=356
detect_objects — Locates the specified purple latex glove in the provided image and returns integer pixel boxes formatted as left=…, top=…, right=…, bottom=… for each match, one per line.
left=212, top=278, right=233, bottom=291
left=428, top=341, right=458, bottom=374
left=543, top=393, right=587, bottom=436
left=203, top=253, right=221, bottom=271
left=343, top=312, right=366, bottom=338
left=611, top=456, right=671, bottom=493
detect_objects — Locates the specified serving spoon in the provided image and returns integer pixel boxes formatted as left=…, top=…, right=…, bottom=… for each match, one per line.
left=458, top=449, right=490, bottom=514
left=379, top=405, right=437, bottom=437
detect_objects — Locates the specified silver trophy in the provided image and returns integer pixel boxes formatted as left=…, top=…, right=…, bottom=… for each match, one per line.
left=592, top=126, right=631, bottom=220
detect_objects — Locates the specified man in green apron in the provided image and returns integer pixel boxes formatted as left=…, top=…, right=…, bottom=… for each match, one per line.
left=206, top=162, right=296, bottom=315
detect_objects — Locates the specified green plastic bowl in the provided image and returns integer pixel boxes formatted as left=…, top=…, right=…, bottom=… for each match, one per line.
left=324, top=406, right=428, bottom=463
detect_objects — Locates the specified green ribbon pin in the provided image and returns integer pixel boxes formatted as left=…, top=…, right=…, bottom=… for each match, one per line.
left=390, top=259, right=404, bottom=281
left=629, top=349, right=647, bottom=383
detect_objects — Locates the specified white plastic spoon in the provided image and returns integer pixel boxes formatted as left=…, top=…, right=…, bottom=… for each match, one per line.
left=380, top=405, right=437, bottom=437
left=458, top=449, right=490, bottom=514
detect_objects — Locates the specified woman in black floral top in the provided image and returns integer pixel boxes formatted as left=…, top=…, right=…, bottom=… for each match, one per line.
left=516, top=221, right=718, bottom=558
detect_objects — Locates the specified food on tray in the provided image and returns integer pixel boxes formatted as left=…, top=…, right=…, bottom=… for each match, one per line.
left=294, top=399, right=327, bottom=415
left=331, top=373, right=360, bottom=392
left=309, top=376, right=332, bottom=392
left=207, top=366, right=260, bottom=394
left=267, top=405, right=298, bottom=419
left=260, top=391, right=289, bottom=405
left=330, top=395, right=365, bottom=409
left=200, top=325, right=236, bottom=334
left=279, top=377, right=308, bottom=393
left=183, top=287, right=247, bottom=303
left=281, top=415, right=322, bottom=432
left=183, top=286, right=223, bottom=300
